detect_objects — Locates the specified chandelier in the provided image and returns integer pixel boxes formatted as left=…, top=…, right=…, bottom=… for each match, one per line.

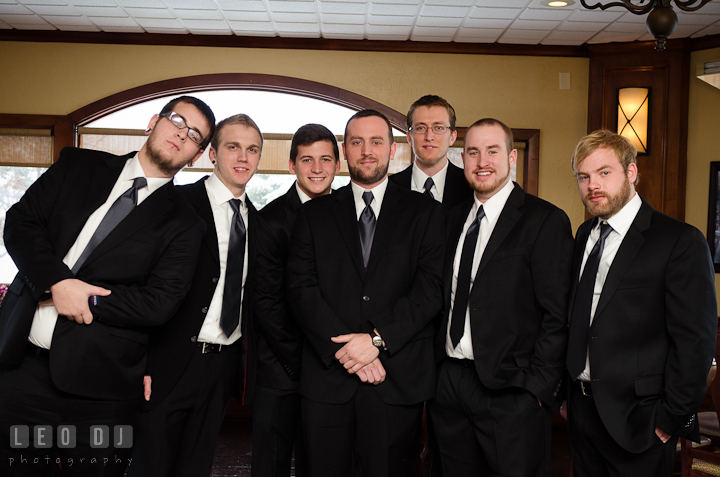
left=579, top=0, right=712, bottom=51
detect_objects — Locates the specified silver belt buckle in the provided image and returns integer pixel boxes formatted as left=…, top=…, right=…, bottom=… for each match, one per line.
left=201, top=342, right=222, bottom=353
left=580, top=381, right=592, bottom=397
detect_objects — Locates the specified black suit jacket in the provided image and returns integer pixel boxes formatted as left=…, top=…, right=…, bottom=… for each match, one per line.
left=287, top=182, right=445, bottom=406
left=389, top=161, right=472, bottom=211
left=254, top=183, right=304, bottom=390
left=569, top=198, right=716, bottom=453
left=143, top=176, right=258, bottom=409
left=437, top=184, right=574, bottom=406
left=0, top=147, right=205, bottom=400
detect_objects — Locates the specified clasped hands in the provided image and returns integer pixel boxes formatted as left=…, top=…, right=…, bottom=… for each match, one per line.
left=41, top=278, right=111, bottom=325
left=332, top=333, right=386, bottom=385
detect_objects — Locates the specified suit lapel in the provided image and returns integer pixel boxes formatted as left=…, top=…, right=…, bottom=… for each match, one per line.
left=284, top=184, right=302, bottom=226
left=192, top=178, right=220, bottom=266
left=593, top=200, right=652, bottom=320
left=365, top=183, right=402, bottom=275
left=473, top=185, right=523, bottom=280
left=444, top=199, right=473, bottom=299
left=568, top=218, right=596, bottom=320
left=331, top=186, right=366, bottom=277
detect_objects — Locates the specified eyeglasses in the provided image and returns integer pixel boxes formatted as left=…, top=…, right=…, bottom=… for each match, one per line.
left=409, top=125, right=451, bottom=135
left=159, top=111, right=205, bottom=146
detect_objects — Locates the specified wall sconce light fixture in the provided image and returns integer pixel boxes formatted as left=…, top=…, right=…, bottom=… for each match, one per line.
left=617, top=87, right=650, bottom=154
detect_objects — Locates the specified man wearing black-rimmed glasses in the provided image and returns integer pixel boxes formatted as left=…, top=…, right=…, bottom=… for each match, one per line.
left=0, top=96, right=213, bottom=476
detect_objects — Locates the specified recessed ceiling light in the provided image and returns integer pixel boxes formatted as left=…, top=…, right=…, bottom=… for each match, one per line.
left=541, top=0, right=576, bottom=6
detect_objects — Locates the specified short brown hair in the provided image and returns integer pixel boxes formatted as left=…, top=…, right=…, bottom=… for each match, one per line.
left=465, top=118, right=514, bottom=154
left=160, top=95, right=216, bottom=149
left=406, top=95, right=456, bottom=131
left=290, top=124, right=339, bottom=164
left=571, top=129, right=638, bottom=186
left=211, top=114, right=263, bottom=152
left=344, top=110, right=394, bottom=145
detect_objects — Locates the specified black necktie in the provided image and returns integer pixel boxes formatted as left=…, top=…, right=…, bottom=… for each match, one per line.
left=450, top=206, right=485, bottom=348
left=567, top=221, right=613, bottom=380
left=72, top=177, right=147, bottom=274
left=424, top=177, right=435, bottom=200
left=220, top=198, right=246, bottom=338
left=358, top=191, right=376, bottom=268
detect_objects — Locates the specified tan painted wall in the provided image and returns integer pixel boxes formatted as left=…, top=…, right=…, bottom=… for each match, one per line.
left=686, top=46, right=720, bottom=305
left=0, top=41, right=589, bottom=228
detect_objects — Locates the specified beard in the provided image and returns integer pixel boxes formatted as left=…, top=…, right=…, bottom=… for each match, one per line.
left=582, top=178, right=632, bottom=219
left=348, top=157, right=390, bottom=186
left=145, top=133, right=189, bottom=176
left=414, top=150, right=445, bottom=169
left=468, top=164, right=512, bottom=198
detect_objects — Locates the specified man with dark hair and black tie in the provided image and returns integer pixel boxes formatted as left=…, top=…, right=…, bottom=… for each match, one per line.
left=565, top=130, right=716, bottom=477
left=389, top=95, right=472, bottom=210
left=287, top=110, right=445, bottom=477
left=433, top=118, right=573, bottom=476
left=252, top=123, right=341, bottom=477
left=0, top=96, right=212, bottom=476
left=129, top=114, right=263, bottom=477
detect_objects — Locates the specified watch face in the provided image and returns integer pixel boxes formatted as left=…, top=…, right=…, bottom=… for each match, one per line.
left=372, top=335, right=383, bottom=348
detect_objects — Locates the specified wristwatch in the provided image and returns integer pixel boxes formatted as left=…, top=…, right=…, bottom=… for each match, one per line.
left=370, top=331, right=385, bottom=350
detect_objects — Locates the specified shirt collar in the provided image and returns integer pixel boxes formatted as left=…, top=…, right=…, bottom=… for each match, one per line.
left=603, top=192, right=641, bottom=236
left=351, top=177, right=388, bottom=210
left=475, top=180, right=514, bottom=223
left=125, top=154, right=170, bottom=193
left=411, top=159, right=449, bottom=197
left=295, top=182, right=313, bottom=204
left=206, top=172, right=246, bottom=207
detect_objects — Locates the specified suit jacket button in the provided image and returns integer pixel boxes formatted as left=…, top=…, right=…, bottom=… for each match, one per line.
left=362, top=296, right=370, bottom=302
left=212, top=277, right=219, bottom=284
left=201, top=307, right=208, bottom=313
left=191, top=336, right=197, bottom=342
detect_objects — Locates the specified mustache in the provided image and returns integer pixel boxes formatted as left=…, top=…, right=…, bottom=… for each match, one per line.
left=585, top=192, right=606, bottom=200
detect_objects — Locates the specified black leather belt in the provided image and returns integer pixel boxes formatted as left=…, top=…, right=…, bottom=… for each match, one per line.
left=576, top=380, right=593, bottom=397
left=195, top=341, right=237, bottom=354
left=26, top=342, right=50, bottom=359
left=447, top=357, right=475, bottom=368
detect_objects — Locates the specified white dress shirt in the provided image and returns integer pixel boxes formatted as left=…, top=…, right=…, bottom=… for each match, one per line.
left=29, top=154, right=171, bottom=349
left=296, top=182, right=313, bottom=205
left=410, top=160, right=448, bottom=203
left=577, top=192, right=641, bottom=381
left=351, top=177, right=388, bottom=220
left=446, top=180, right=515, bottom=359
left=197, top=173, right=249, bottom=345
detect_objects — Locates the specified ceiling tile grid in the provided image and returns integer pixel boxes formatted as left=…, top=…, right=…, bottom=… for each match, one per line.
left=0, top=0, right=717, bottom=45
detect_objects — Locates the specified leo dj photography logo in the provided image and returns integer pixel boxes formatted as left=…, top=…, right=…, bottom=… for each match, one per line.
left=10, top=425, right=133, bottom=449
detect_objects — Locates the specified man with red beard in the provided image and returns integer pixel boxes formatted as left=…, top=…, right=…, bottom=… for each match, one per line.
left=287, top=110, right=444, bottom=477
left=432, top=118, right=573, bottom=476
left=565, top=130, right=716, bottom=477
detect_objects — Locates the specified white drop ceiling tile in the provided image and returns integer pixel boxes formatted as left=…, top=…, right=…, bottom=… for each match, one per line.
left=135, top=17, right=185, bottom=28
left=57, top=23, right=100, bottom=30
left=271, top=12, right=318, bottom=22
left=637, top=32, right=654, bottom=41
left=182, top=18, right=228, bottom=29
left=557, top=20, right=608, bottom=33
left=222, top=10, right=270, bottom=21
left=500, top=28, right=547, bottom=40
left=412, top=25, right=458, bottom=35
left=462, top=17, right=511, bottom=28
left=367, top=14, right=414, bottom=25
left=3, top=13, right=47, bottom=23
left=277, top=30, right=321, bottom=37
left=17, top=0, right=66, bottom=5
left=187, top=28, right=232, bottom=34
left=511, top=19, right=560, bottom=30
left=164, top=0, right=216, bottom=9
left=416, top=15, right=462, bottom=27
left=26, top=4, right=80, bottom=14
left=615, top=11, right=647, bottom=24
left=409, top=34, right=453, bottom=41
left=541, top=38, right=585, bottom=45
left=70, top=0, right=117, bottom=6
left=455, top=26, right=504, bottom=39
left=174, top=9, right=222, bottom=20
left=469, top=7, right=521, bottom=20
left=323, top=31, right=364, bottom=39
left=0, top=20, right=11, bottom=27
left=519, top=7, right=571, bottom=21
left=425, top=0, right=474, bottom=6
left=602, top=22, right=645, bottom=33
left=567, top=8, right=624, bottom=22
left=232, top=29, right=276, bottom=36
left=0, top=4, right=33, bottom=14
left=499, top=36, right=541, bottom=44
left=366, top=23, right=411, bottom=35
left=228, top=19, right=274, bottom=31
left=89, top=15, right=137, bottom=26
left=42, top=14, right=93, bottom=24
left=319, top=2, right=365, bottom=14
left=321, top=22, right=363, bottom=33
left=114, top=0, right=166, bottom=8
left=11, top=21, right=56, bottom=28
left=321, top=13, right=365, bottom=23
left=124, top=8, right=173, bottom=19
left=477, top=0, right=531, bottom=7
left=695, top=2, right=720, bottom=14
left=275, top=21, right=320, bottom=32
left=215, top=0, right=266, bottom=12
left=269, top=1, right=317, bottom=13
left=100, top=24, right=144, bottom=32
left=676, top=11, right=720, bottom=26
left=143, top=26, right=189, bottom=33
left=692, top=23, right=720, bottom=37
left=370, top=3, right=418, bottom=16
left=669, top=23, right=706, bottom=38
left=74, top=6, right=125, bottom=16
left=366, top=0, right=415, bottom=4
left=453, top=35, right=499, bottom=43
left=419, top=5, right=470, bottom=18
left=544, top=29, right=594, bottom=41
left=587, top=30, right=643, bottom=43
left=365, top=33, right=409, bottom=40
